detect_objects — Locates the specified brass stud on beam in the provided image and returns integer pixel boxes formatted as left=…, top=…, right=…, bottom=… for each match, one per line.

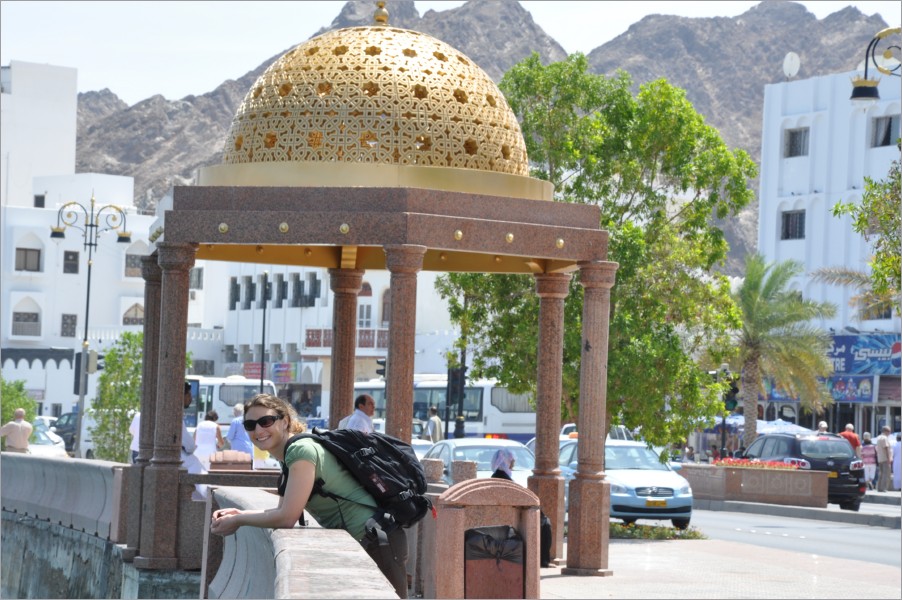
left=454, top=230, right=463, bottom=241
left=218, top=223, right=229, bottom=234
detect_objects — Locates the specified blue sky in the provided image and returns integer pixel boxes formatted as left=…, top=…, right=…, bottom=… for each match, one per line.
left=1, top=1, right=898, bottom=106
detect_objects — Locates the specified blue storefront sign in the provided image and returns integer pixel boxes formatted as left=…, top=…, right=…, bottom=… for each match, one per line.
left=827, top=334, right=901, bottom=376
left=760, top=333, right=900, bottom=404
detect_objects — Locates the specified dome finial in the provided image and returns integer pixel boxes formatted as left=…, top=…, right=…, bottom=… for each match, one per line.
left=374, top=1, right=389, bottom=26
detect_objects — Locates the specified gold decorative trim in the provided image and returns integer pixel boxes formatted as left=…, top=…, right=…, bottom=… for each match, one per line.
left=198, top=162, right=553, bottom=201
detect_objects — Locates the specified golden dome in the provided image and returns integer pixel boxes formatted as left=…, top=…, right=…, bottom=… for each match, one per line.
left=220, top=25, right=529, bottom=178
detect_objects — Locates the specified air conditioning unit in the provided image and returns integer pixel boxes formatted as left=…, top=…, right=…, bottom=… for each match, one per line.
left=189, top=290, right=197, bottom=300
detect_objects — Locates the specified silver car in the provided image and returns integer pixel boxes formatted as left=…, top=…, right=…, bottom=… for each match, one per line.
left=422, top=438, right=535, bottom=486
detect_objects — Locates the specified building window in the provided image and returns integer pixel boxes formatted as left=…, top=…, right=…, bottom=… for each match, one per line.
left=291, top=273, right=302, bottom=307
left=12, top=311, right=40, bottom=336
left=872, top=115, right=900, bottom=148
left=124, top=253, right=142, bottom=278
left=273, top=274, right=286, bottom=309
left=229, top=278, right=239, bottom=311
left=780, top=210, right=805, bottom=240
left=189, top=267, right=204, bottom=290
left=381, top=290, right=391, bottom=327
left=242, top=276, right=255, bottom=310
left=784, top=127, right=809, bottom=157
left=123, top=303, right=144, bottom=326
left=34, top=194, right=45, bottom=208
left=191, top=360, right=215, bottom=375
left=61, top=314, right=77, bottom=337
left=63, top=251, right=80, bottom=274
left=358, top=304, right=372, bottom=328
left=861, top=304, right=893, bottom=320
left=224, top=345, right=238, bottom=363
left=15, top=248, right=41, bottom=272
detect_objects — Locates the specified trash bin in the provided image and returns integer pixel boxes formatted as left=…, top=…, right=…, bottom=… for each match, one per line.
left=464, top=525, right=524, bottom=599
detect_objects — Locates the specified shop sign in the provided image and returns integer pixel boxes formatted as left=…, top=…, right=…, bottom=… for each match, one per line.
left=270, top=362, right=298, bottom=383
left=827, top=334, right=901, bottom=376
left=243, top=363, right=263, bottom=379
left=825, top=375, right=874, bottom=403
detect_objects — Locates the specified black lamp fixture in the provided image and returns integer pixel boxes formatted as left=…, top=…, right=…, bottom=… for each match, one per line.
left=850, top=26, right=901, bottom=102
left=49, top=194, right=131, bottom=457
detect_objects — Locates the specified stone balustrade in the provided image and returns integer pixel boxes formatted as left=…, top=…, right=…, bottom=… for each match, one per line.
left=204, top=486, right=397, bottom=599
left=0, top=452, right=127, bottom=541
left=678, top=463, right=829, bottom=508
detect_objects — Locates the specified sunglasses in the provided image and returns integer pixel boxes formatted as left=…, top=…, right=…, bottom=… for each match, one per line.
left=243, top=414, right=281, bottom=432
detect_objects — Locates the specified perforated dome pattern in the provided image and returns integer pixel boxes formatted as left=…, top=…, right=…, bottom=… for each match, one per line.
left=222, top=26, right=528, bottom=176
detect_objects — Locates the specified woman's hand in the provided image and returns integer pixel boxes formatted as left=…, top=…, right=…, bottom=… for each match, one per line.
left=211, top=508, right=242, bottom=536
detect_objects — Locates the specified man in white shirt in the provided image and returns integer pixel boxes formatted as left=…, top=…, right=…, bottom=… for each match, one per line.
left=875, top=425, right=894, bottom=492
left=423, top=405, right=444, bottom=443
left=344, top=394, right=376, bottom=433
left=129, top=412, right=141, bottom=463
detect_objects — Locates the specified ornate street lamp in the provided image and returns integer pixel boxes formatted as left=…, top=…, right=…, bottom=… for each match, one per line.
left=50, top=195, right=131, bottom=456
left=850, top=26, right=901, bottom=102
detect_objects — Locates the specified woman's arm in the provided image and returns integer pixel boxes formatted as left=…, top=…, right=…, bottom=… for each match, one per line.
left=210, top=460, right=315, bottom=534
left=216, top=426, right=225, bottom=448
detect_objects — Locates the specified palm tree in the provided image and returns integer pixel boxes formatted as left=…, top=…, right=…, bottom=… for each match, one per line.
left=733, top=255, right=836, bottom=446
left=810, top=266, right=894, bottom=321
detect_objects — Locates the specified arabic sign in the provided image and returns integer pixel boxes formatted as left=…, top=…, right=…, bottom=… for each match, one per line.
left=827, top=334, right=901, bottom=376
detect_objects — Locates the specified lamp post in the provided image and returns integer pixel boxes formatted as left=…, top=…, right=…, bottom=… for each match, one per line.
left=51, top=195, right=131, bottom=456
left=850, top=26, right=900, bottom=102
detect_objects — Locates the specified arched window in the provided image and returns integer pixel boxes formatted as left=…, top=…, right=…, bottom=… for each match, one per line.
left=123, top=303, right=144, bottom=326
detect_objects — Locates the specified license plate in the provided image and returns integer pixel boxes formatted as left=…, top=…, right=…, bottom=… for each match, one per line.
left=828, top=471, right=838, bottom=478
left=645, top=499, right=666, bottom=507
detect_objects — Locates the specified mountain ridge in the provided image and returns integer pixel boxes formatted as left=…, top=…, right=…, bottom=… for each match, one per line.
left=72, top=0, right=889, bottom=274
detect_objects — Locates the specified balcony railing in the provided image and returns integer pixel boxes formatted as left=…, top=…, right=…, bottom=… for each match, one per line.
left=304, top=328, right=388, bottom=349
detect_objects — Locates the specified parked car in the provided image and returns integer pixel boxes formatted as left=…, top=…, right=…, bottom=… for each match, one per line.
left=559, top=439, right=693, bottom=529
left=371, top=418, right=432, bottom=458
left=27, top=427, right=69, bottom=458
left=33, top=415, right=58, bottom=430
left=740, top=432, right=866, bottom=511
left=51, top=412, right=96, bottom=458
left=422, top=438, right=535, bottom=486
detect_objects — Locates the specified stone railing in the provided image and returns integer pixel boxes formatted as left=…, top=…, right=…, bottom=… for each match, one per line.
left=679, top=463, right=828, bottom=508
left=0, top=452, right=127, bottom=540
left=202, top=486, right=397, bottom=599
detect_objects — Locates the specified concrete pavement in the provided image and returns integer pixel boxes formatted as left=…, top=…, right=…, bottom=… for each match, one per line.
left=540, top=491, right=901, bottom=599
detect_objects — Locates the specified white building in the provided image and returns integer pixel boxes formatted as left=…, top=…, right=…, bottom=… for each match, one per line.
left=1, top=61, right=77, bottom=208
left=757, top=68, right=900, bottom=432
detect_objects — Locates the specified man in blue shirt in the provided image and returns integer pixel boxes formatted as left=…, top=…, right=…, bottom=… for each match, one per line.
left=226, top=404, right=254, bottom=455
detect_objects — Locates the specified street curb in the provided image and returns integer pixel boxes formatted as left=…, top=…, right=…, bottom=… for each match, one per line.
left=695, top=498, right=901, bottom=529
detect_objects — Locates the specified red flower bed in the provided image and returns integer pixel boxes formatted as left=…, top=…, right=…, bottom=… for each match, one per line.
left=713, top=457, right=798, bottom=470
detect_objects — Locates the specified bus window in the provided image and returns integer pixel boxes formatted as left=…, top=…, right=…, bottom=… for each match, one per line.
left=461, top=387, right=483, bottom=422
left=490, top=387, right=533, bottom=412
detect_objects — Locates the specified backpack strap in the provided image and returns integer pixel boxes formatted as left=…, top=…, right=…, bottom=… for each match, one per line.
left=278, top=432, right=367, bottom=530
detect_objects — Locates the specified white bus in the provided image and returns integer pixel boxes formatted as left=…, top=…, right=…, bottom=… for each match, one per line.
left=352, top=375, right=536, bottom=443
left=186, top=375, right=277, bottom=427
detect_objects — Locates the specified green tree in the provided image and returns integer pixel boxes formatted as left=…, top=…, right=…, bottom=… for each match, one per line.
left=733, top=255, right=836, bottom=445
left=832, top=154, right=901, bottom=310
left=0, top=377, right=38, bottom=449
left=436, top=54, right=757, bottom=448
left=91, top=331, right=144, bottom=462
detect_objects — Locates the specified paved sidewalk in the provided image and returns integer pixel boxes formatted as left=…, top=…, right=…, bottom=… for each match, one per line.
left=540, top=538, right=902, bottom=599
left=541, top=491, right=901, bottom=599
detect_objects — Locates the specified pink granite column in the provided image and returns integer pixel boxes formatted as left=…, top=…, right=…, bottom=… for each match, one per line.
left=328, top=268, right=363, bottom=429
left=528, top=272, right=571, bottom=564
left=135, top=242, right=196, bottom=570
left=383, top=244, right=426, bottom=442
left=563, top=260, right=617, bottom=576
left=123, top=253, right=162, bottom=561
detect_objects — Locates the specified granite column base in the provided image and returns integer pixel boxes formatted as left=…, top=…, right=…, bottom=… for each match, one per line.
left=563, top=476, right=613, bottom=577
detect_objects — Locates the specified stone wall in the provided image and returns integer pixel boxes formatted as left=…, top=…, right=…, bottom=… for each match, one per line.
left=1, top=512, right=200, bottom=599
left=679, top=464, right=828, bottom=508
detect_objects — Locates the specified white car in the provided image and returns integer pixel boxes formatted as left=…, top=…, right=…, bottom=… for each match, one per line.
left=422, top=438, right=535, bottom=486
left=28, top=427, right=69, bottom=458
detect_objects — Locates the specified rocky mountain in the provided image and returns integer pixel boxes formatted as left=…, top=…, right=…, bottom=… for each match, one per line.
left=74, top=0, right=889, bottom=274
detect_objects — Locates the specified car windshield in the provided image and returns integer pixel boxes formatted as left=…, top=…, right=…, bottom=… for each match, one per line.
left=451, top=445, right=536, bottom=471
left=31, top=429, right=56, bottom=445
left=799, top=438, right=854, bottom=459
left=605, top=446, right=668, bottom=471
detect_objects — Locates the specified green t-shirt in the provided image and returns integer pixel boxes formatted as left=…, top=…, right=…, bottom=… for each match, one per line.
left=284, top=437, right=378, bottom=540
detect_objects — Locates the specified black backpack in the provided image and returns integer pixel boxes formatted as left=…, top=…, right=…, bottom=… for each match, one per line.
left=277, top=427, right=433, bottom=529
